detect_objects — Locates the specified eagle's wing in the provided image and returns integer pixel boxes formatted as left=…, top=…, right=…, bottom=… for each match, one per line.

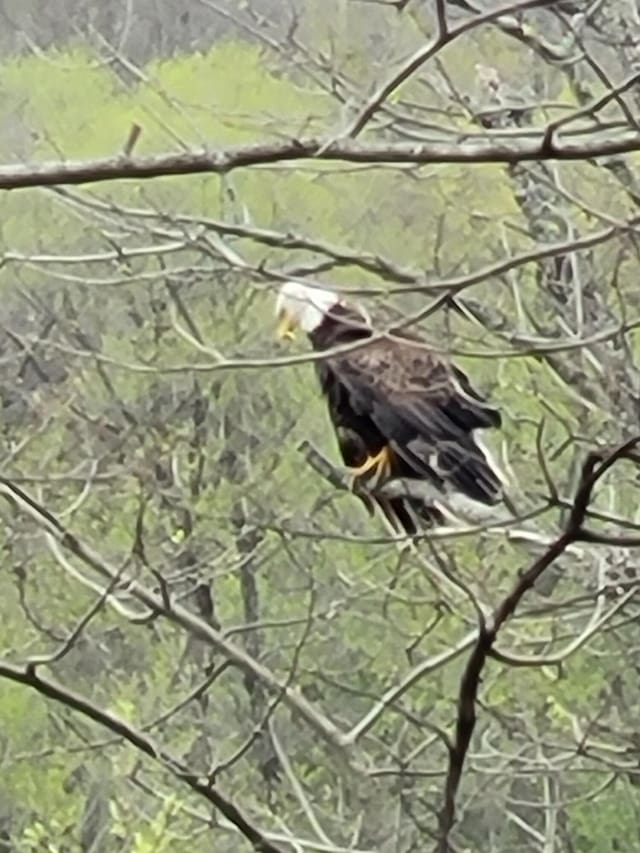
left=316, top=359, right=443, bottom=533
left=328, top=336, right=503, bottom=504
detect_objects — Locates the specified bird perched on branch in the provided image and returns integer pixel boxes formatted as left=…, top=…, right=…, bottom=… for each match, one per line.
left=275, top=281, right=506, bottom=535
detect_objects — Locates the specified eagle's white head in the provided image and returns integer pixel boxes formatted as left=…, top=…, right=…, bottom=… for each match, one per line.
left=275, top=281, right=340, bottom=339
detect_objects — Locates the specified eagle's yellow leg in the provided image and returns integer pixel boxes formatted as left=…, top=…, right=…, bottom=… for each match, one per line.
left=347, top=446, right=392, bottom=485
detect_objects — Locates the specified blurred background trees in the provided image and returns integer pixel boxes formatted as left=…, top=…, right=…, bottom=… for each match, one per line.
left=1, top=1, right=640, bottom=850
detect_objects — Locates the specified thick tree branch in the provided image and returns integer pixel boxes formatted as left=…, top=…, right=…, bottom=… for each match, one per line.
left=436, top=436, right=640, bottom=852
left=2, top=133, right=640, bottom=191
left=299, top=439, right=450, bottom=508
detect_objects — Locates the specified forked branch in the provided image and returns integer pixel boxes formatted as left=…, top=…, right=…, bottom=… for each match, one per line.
left=0, top=476, right=351, bottom=758
left=436, top=436, right=640, bottom=851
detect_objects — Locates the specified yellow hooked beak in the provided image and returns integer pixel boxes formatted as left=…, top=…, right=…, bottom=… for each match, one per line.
left=277, top=311, right=297, bottom=341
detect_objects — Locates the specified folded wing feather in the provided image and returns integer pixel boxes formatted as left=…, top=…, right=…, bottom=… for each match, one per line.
left=328, top=336, right=503, bottom=505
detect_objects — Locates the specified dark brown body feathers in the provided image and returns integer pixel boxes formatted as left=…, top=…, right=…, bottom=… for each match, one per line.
left=309, top=302, right=503, bottom=535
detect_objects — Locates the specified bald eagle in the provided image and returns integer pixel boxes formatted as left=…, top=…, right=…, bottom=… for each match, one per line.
left=275, top=281, right=505, bottom=535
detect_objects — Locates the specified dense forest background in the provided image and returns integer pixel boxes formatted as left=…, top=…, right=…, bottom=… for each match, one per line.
left=1, top=1, right=640, bottom=851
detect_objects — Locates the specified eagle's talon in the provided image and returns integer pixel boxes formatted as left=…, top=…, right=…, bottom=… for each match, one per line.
left=345, top=447, right=391, bottom=489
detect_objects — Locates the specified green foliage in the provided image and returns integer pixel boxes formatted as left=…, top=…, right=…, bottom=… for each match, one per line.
left=0, top=14, right=638, bottom=853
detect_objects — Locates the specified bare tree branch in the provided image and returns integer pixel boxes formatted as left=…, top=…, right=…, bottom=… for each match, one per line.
left=0, top=476, right=354, bottom=761
left=2, top=132, right=640, bottom=191
left=0, top=659, right=285, bottom=853
left=346, top=0, right=558, bottom=137
left=436, top=436, right=640, bottom=852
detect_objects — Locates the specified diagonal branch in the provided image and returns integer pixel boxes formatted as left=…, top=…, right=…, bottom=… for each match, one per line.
left=346, top=0, right=558, bottom=138
left=436, top=436, right=640, bottom=852
left=0, top=476, right=352, bottom=761
left=0, top=659, right=284, bottom=853
left=299, top=438, right=443, bottom=505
